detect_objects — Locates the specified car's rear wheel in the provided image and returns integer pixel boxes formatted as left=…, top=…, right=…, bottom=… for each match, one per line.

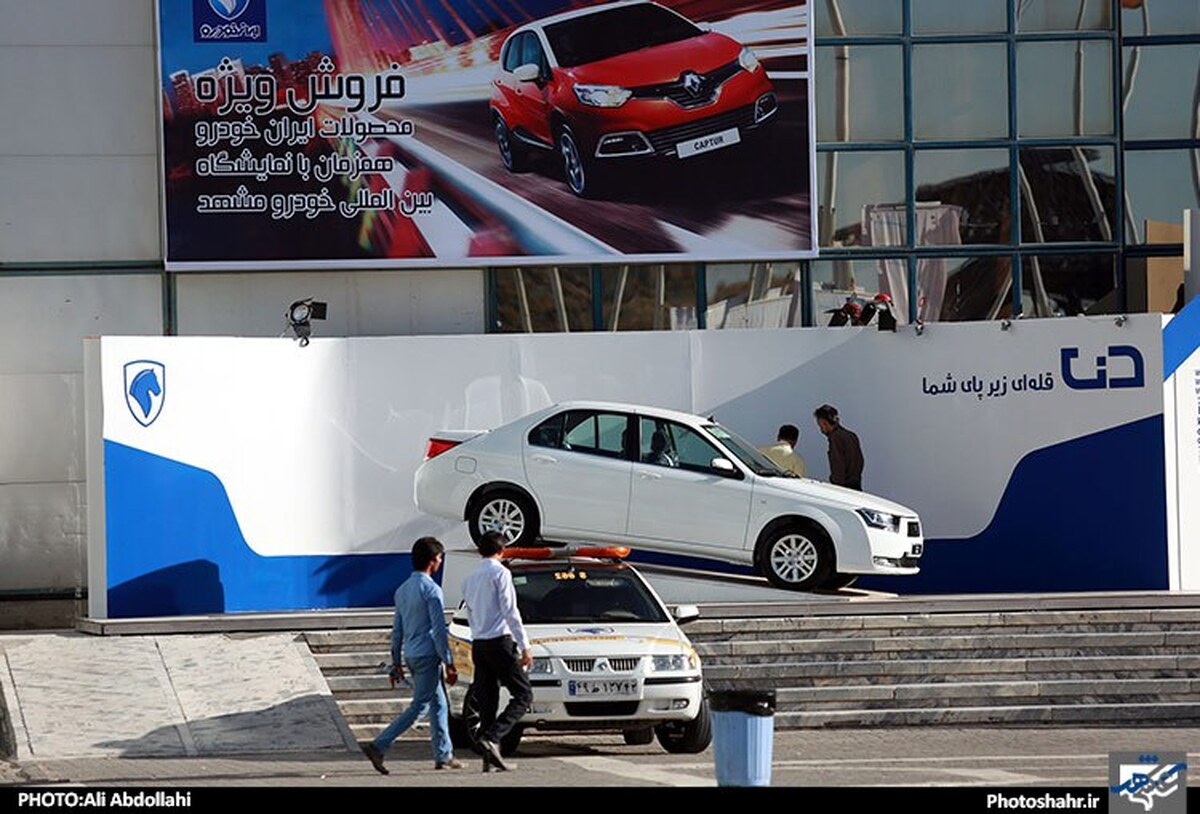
left=755, top=522, right=834, bottom=591
left=457, top=683, right=523, bottom=756
left=494, top=115, right=528, bottom=173
left=623, top=727, right=654, bottom=746
left=468, top=488, right=539, bottom=547
left=558, top=126, right=599, bottom=198
left=655, top=697, right=711, bottom=754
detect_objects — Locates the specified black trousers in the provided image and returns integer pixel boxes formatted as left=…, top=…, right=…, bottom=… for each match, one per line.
left=471, top=635, right=533, bottom=743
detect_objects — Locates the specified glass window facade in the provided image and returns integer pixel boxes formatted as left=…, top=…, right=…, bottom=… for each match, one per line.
left=488, top=0, right=1195, bottom=332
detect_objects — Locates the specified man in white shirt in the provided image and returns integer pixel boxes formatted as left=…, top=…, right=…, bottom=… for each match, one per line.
left=461, top=531, right=533, bottom=772
left=758, top=423, right=806, bottom=478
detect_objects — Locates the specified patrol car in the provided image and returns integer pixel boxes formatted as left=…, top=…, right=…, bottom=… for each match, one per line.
left=446, top=546, right=710, bottom=755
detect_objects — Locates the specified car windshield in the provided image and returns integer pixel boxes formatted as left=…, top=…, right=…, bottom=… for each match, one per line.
left=512, top=565, right=669, bottom=623
left=543, top=4, right=702, bottom=68
left=705, top=424, right=788, bottom=477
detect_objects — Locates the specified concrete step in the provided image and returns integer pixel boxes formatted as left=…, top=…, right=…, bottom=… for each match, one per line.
left=771, top=678, right=1200, bottom=710
left=774, top=701, right=1200, bottom=728
left=312, top=651, right=391, bottom=672
left=694, top=630, right=1200, bottom=662
left=685, top=608, right=1200, bottom=639
left=702, top=654, right=1200, bottom=685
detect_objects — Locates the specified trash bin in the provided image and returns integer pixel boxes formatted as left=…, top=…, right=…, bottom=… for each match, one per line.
left=708, top=688, right=775, bottom=787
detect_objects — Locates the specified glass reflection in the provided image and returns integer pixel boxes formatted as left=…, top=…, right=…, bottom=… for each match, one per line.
left=1121, top=0, right=1200, bottom=36
left=1121, top=45, right=1200, bottom=140
left=815, top=45, right=904, bottom=142
left=599, top=264, right=697, bottom=330
left=817, top=150, right=907, bottom=248
left=1020, top=254, right=1117, bottom=316
left=493, top=267, right=592, bottom=333
left=1017, top=41, right=1113, bottom=137
left=914, top=149, right=1011, bottom=245
left=1019, top=147, right=1116, bottom=243
left=913, top=44, right=1008, bottom=140
left=813, top=0, right=901, bottom=37
left=1015, top=0, right=1113, bottom=32
left=705, top=262, right=800, bottom=329
left=912, top=0, right=1005, bottom=34
left=1124, top=150, right=1200, bottom=244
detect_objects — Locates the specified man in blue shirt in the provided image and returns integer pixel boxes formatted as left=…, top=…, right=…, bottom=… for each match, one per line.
left=462, top=531, right=532, bottom=772
left=362, top=536, right=462, bottom=774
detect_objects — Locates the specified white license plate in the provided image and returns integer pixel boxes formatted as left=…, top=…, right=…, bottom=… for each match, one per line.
left=567, top=679, right=640, bottom=697
left=676, top=127, right=741, bottom=159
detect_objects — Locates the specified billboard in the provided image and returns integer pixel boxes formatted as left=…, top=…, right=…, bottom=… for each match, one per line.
left=87, top=315, right=1186, bottom=618
left=156, top=0, right=816, bottom=270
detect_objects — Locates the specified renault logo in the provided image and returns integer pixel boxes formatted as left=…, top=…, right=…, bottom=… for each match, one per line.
left=681, top=71, right=703, bottom=95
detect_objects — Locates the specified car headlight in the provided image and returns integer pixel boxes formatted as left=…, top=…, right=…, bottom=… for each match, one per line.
left=529, top=657, right=554, bottom=675
left=650, top=653, right=698, bottom=672
left=738, top=46, right=761, bottom=73
left=857, top=508, right=901, bottom=531
left=574, top=84, right=632, bottom=107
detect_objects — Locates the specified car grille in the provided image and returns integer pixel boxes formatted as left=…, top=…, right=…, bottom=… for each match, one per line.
left=563, top=657, right=640, bottom=672
left=565, top=702, right=640, bottom=717
left=645, top=105, right=758, bottom=156
left=907, top=520, right=921, bottom=537
left=630, top=61, right=742, bottom=109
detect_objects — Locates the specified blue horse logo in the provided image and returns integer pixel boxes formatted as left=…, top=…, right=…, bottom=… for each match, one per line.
left=208, top=0, right=251, bottom=21
left=124, top=361, right=166, bottom=427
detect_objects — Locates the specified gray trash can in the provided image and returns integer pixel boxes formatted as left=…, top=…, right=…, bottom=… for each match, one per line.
left=708, top=688, right=775, bottom=786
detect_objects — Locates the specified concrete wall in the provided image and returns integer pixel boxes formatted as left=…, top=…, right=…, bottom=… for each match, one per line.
left=0, top=1, right=488, bottom=616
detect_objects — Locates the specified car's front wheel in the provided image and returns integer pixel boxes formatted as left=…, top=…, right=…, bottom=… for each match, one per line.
left=755, top=522, right=834, bottom=591
left=455, top=683, right=523, bottom=756
left=655, top=697, right=711, bottom=754
left=558, top=126, right=599, bottom=198
left=468, top=488, right=539, bottom=547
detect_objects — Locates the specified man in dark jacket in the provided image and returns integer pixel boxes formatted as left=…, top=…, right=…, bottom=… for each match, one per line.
left=814, top=404, right=864, bottom=490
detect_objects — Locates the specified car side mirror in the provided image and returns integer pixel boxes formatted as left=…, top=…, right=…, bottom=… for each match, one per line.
left=513, top=63, right=540, bottom=83
left=672, top=604, right=700, bottom=624
left=711, top=457, right=738, bottom=476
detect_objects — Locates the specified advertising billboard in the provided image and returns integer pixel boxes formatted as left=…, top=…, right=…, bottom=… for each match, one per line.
left=157, top=0, right=816, bottom=270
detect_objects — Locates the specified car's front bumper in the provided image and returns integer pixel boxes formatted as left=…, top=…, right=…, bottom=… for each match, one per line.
left=523, top=673, right=704, bottom=730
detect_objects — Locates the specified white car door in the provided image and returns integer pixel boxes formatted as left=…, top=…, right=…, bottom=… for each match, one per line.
left=523, top=409, right=633, bottom=538
left=626, top=417, right=752, bottom=550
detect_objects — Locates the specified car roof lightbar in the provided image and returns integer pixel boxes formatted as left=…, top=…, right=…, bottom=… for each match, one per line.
left=500, top=545, right=631, bottom=562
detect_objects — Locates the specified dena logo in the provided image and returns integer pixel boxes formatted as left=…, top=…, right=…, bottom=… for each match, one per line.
left=1060, top=345, right=1145, bottom=390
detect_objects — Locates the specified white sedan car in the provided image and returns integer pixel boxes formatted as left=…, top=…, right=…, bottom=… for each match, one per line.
left=447, top=546, right=708, bottom=755
left=415, top=401, right=924, bottom=591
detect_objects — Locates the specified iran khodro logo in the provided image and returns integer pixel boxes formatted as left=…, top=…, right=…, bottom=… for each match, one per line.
left=208, top=0, right=250, bottom=20
left=124, top=361, right=166, bottom=427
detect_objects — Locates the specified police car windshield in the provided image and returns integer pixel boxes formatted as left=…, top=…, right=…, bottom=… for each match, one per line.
left=512, top=566, right=669, bottom=624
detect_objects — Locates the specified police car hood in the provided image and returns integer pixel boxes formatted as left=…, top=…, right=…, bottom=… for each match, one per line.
left=526, top=622, right=693, bottom=657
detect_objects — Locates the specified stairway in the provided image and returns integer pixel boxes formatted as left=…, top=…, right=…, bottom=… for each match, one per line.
left=300, top=603, right=1200, bottom=738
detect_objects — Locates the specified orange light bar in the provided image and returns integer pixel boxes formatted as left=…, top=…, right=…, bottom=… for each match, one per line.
left=573, top=546, right=630, bottom=559
left=500, top=547, right=556, bottom=560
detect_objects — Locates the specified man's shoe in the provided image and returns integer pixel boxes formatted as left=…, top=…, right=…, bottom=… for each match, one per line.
left=362, top=743, right=389, bottom=775
left=435, top=758, right=465, bottom=770
left=479, top=739, right=509, bottom=771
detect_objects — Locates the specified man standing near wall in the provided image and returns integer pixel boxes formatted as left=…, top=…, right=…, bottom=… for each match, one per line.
left=362, top=536, right=461, bottom=775
left=814, top=404, right=864, bottom=490
left=461, top=531, right=533, bottom=773
left=758, top=424, right=806, bottom=477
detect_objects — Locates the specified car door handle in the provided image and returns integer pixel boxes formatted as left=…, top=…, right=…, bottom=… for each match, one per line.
left=638, top=471, right=662, bottom=480
left=530, top=454, right=557, bottom=464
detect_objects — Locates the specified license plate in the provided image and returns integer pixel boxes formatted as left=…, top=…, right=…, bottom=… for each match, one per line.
left=676, top=127, right=740, bottom=159
left=567, top=679, right=639, bottom=697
